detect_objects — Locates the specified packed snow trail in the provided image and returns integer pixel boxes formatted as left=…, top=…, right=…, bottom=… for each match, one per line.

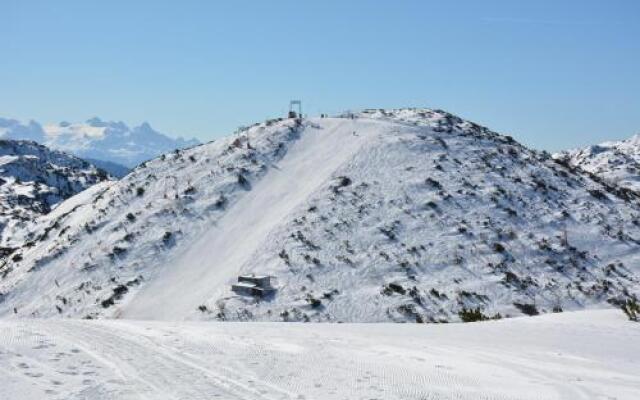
left=122, top=118, right=380, bottom=320
left=0, top=310, right=638, bottom=400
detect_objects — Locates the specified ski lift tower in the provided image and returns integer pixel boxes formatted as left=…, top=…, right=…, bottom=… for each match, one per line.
left=288, top=100, right=302, bottom=119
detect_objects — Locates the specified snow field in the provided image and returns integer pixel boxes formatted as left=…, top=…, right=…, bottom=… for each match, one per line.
left=0, top=310, right=637, bottom=400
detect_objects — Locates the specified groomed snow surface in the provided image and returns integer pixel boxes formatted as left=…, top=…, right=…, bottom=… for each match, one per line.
left=123, top=118, right=379, bottom=319
left=0, top=310, right=638, bottom=400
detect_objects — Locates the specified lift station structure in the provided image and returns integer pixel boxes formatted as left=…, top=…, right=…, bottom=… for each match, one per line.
left=288, top=100, right=302, bottom=119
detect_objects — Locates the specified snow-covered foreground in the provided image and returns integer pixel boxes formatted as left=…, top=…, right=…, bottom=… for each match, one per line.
left=0, top=310, right=638, bottom=400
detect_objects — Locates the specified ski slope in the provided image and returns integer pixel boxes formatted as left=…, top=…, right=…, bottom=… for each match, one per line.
left=122, top=119, right=381, bottom=319
left=2, top=109, right=639, bottom=321
left=0, top=310, right=638, bottom=400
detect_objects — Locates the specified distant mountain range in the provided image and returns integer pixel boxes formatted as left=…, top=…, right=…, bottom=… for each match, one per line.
left=0, top=117, right=200, bottom=176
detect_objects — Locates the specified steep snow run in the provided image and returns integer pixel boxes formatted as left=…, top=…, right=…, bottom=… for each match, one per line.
left=0, top=310, right=638, bottom=400
left=123, top=119, right=381, bottom=319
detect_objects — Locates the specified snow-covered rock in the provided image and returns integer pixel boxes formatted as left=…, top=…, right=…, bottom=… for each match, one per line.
left=554, top=134, right=640, bottom=193
left=83, top=158, right=130, bottom=178
left=0, top=139, right=111, bottom=249
left=0, top=117, right=199, bottom=170
left=1, top=109, right=639, bottom=322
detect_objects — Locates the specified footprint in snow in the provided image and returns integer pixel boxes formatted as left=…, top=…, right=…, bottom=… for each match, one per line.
left=58, top=370, right=79, bottom=376
left=32, top=342, right=55, bottom=350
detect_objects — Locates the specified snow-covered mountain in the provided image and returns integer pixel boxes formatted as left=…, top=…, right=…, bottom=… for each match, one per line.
left=554, top=134, right=640, bottom=193
left=0, top=139, right=111, bottom=249
left=1, top=109, right=639, bottom=323
left=0, top=117, right=200, bottom=172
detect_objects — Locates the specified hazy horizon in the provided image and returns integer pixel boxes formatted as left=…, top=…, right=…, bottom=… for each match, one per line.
left=2, top=0, right=639, bottom=151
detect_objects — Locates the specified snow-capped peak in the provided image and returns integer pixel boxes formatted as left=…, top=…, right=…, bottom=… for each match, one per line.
left=554, top=133, right=640, bottom=192
left=0, top=116, right=200, bottom=170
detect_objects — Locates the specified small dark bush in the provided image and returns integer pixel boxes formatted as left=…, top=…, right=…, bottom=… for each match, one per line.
left=278, top=249, right=290, bottom=265
left=107, top=246, right=127, bottom=261
left=112, top=284, right=128, bottom=296
left=101, top=284, right=129, bottom=308
left=458, top=307, right=486, bottom=322
left=514, top=302, right=539, bottom=316
left=493, top=243, right=506, bottom=253
left=378, top=227, right=396, bottom=241
left=162, top=231, right=173, bottom=244
left=383, top=282, right=406, bottom=295
left=337, top=176, right=352, bottom=187
left=214, top=194, right=227, bottom=209
left=425, top=177, right=442, bottom=189
left=306, top=295, right=322, bottom=309
left=101, top=298, right=114, bottom=308
left=237, top=174, right=250, bottom=189
left=322, top=289, right=339, bottom=300
left=430, top=288, right=447, bottom=300
left=621, top=299, right=639, bottom=322
left=588, top=189, right=608, bottom=201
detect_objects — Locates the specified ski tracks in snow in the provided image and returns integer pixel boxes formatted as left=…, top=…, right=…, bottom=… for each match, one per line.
left=0, top=310, right=638, bottom=400
left=122, top=119, right=387, bottom=320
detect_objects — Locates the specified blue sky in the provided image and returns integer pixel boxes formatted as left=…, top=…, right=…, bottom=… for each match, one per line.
left=1, top=0, right=638, bottom=150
